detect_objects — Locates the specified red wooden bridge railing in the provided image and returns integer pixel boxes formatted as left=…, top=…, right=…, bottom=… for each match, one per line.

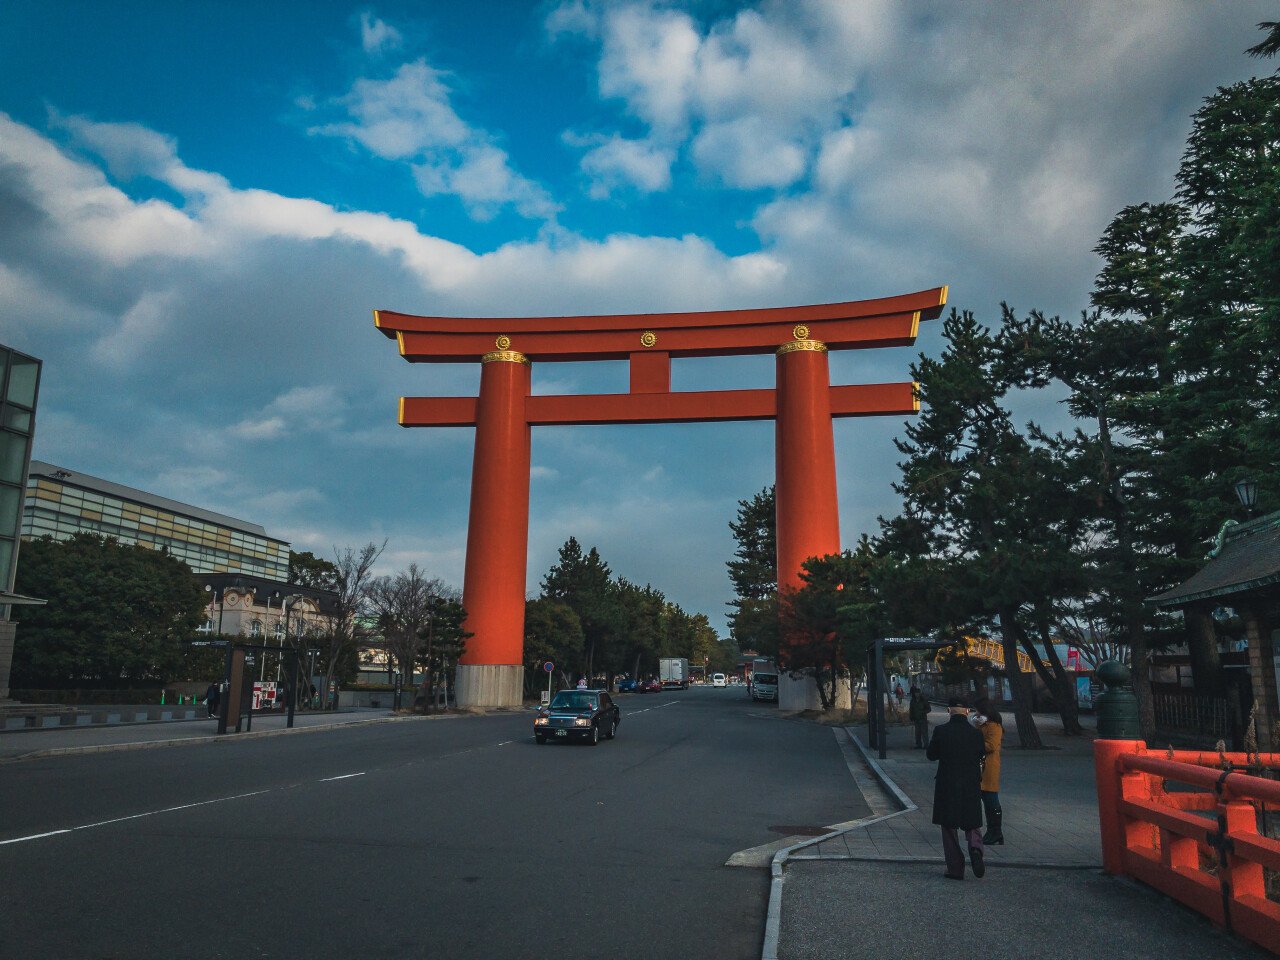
left=1095, top=739, right=1280, bottom=953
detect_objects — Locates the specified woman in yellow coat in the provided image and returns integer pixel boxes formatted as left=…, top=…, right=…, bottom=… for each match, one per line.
left=973, top=698, right=1004, bottom=845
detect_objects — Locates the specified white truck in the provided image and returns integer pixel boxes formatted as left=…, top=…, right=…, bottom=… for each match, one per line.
left=750, top=659, right=779, bottom=702
left=659, top=657, right=690, bottom=689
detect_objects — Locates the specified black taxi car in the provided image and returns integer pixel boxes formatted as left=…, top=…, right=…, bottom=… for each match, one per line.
left=533, top=689, right=621, bottom=745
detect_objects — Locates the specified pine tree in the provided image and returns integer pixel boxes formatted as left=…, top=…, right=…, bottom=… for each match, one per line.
left=726, top=486, right=779, bottom=656
left=885, top=309, right=1047, bottom=747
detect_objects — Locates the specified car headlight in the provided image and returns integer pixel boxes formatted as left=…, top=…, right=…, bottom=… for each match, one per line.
left=534, top=717, right=549, bottom=725
left=574, top=717, right=591, bottom=726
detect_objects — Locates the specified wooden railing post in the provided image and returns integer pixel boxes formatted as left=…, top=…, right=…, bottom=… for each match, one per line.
left=1095, top=739, right=1145, bottom=874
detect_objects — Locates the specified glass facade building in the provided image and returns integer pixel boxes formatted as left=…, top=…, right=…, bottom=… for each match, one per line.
left=21, top=460, right=290, bottom=580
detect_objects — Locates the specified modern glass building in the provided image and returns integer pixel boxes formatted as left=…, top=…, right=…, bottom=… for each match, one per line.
left=21, top=460, right=291, bottom=580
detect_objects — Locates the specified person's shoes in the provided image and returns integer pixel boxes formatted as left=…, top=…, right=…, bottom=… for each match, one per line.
left=983, top=810, right=1004, bottom=845
left=944, top=873, right=964, bottom=881
left=969, top=847, right=985, bottom=878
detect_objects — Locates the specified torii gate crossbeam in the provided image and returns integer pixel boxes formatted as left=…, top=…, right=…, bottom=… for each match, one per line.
left=375, top=286, right=947, bottom=709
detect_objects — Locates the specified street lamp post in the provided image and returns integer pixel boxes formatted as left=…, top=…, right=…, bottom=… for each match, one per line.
left=282, top=594, right=304, bottom=716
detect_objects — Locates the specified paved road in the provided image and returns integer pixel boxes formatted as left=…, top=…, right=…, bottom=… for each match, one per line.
left=0, top=686, right=867, bottom=960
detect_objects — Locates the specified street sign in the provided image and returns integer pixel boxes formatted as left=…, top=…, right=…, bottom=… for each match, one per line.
left=543, top=661, right=554, bottom=673
left=190, top=640, right=230, bottom=648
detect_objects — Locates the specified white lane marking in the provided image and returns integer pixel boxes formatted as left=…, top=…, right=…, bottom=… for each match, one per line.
left=0, top=829, right=71, bottom=846
left=0, top=789, right=270, bottom=846
left=2, top=736, right=521, bottom=846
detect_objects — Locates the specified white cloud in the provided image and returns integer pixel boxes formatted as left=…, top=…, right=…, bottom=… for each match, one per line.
left=553, top=0, right=897, bottom=194
left=91, top=290, right=176, bottom=369
left=359, top=11, right=403, bottom=54
left=573, top=133, right=674, bottom=196
left=691, top=117, right=807, bottom=190
left=311, top=59, right=559, bottom=220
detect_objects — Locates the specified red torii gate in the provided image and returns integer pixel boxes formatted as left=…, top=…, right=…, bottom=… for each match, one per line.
left=375, top=286, right=947, bottom=708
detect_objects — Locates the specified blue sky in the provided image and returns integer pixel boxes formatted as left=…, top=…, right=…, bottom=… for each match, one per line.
left=1, top=1, right=1273, bottom=632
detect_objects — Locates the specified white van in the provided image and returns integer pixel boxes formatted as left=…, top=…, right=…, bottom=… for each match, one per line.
left=750, top=669, right=778, bottom=702
left=711, top=673, right=727, bottom=687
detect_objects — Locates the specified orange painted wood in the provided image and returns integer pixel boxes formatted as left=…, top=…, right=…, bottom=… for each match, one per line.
left=775, top=347, right=840, bottom=592
left=398, top=383, right=918, bottom=427
left=376, top=287, right=947, bottom=338
left=629, top=351, right=670, bottom=394
left=395, top=313, right=921, bottom=362
left=459, top=360, right=530, bottom=667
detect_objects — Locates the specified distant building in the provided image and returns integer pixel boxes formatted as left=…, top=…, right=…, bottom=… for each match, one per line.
left=1, top=344, right=44, bottom=701
left=197, top=572, right=336, bottom=643
left=21, top=460, right=290, bottom=580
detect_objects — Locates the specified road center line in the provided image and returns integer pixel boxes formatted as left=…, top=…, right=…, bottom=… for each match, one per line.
left=318, top=772, right=365, bottom=782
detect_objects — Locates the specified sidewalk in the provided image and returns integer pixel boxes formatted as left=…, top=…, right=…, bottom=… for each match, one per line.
left=775, top=708, right=1268, bottom=960
left=0, top=708, right=406, bottom=762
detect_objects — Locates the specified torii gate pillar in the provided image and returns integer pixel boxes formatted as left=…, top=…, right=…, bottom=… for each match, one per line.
left=775, top=340, right=845, bottom=711
left=455, top=351, right=531, bottom=708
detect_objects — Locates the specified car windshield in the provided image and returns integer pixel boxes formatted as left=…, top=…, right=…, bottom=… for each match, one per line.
left=550, top=692, right=597, bottom=710
left=755, top=674, right=778, bottom=684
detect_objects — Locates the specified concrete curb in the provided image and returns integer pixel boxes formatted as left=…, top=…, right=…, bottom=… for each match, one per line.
left=847, top=728, right=917, bottom=813
left=761, top=727, right=913, bottom=960
left=0, top=714, right=433, bottom=764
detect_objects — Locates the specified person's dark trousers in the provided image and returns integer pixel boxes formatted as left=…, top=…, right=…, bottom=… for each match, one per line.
left=982, top=791, right=1003, bottom=843
left=940, top=827, right=983, bottom=878
left=913, top=718, right=929, bottom=748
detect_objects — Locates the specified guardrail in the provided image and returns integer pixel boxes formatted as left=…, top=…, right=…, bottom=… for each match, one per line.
left=1095, top=740, right=1280, bottom=953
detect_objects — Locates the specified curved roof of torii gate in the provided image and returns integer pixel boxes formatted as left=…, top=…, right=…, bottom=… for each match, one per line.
left=375, top=286, right=947, bottom=363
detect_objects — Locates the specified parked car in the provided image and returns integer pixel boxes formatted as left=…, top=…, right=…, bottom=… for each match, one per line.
left=616, top=678, right=639, bottom=693
left=711, top=673, right=728, bottom=687
left=533, top=689, right=621, bottom=745
left=639, top=678, right=662, bottom=693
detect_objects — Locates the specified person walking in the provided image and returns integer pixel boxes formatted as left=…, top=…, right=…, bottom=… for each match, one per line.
left=909, top=687, right=930, bottom=748
left=926, top=696, right=987, bottom=880
left=973, top=697, right=1005, bottom=845
left=204, top=681, right=221, bottom=719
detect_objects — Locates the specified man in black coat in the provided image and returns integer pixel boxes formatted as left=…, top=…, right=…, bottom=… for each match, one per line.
left=926, top=696, right=986, bottom=879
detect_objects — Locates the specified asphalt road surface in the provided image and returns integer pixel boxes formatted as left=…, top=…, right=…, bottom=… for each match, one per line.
left=0, top=685, right=867, bottom=960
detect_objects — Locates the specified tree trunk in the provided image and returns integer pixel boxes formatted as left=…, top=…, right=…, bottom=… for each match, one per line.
left=1185, top=604, right=1224, bottom=698
left=1123, top=597, right=1156, bottom=739
left=1025, top=614, right=1083, bottom=735
left=998, top=607, right=1043, bottom=748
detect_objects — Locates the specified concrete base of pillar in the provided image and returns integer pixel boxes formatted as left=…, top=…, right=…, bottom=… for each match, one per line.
left=778, top=671, right=852, bottom=712
left=455, top=663, right=524, bottom=709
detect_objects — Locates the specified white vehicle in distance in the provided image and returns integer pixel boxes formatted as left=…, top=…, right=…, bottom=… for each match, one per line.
left=750, top=668, right=778, bottom=702
left=711, top=673, right=727, bottom=687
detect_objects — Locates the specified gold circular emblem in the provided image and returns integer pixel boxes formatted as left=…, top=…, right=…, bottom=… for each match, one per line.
left=792, top=324, right=810, bottom=340
left=640, top=331, right=657, bottom=348
left=495, top=335, right=511, bottom=350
